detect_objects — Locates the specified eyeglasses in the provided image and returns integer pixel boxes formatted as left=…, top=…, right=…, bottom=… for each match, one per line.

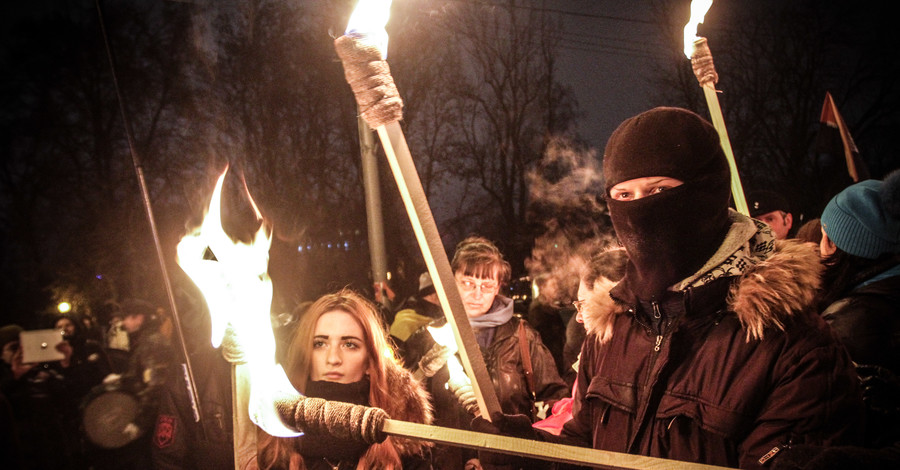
left=572, top=300, right=587, bottom=313
left=457, top=278, right=499, bottom=293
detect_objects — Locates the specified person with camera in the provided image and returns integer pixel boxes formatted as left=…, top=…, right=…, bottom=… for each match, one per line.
left=1, top=323, right=77, bottom=469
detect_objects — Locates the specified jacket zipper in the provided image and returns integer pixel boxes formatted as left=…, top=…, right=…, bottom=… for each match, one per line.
left=631, top=303, right=664, bottom=353
left=652, top=301, right=663, bottom=351
left=627, top=300, right=666, bottom=453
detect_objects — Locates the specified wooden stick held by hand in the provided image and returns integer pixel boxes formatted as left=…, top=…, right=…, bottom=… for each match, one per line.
left=691, top=38, right=749, bottom=216
left=275, top=396, right=733, bottom=470
left=334, top=34, right=502, bottom=420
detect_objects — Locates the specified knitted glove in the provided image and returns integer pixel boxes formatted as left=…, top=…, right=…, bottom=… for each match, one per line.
left=450, top=381, right=479, bottom=415
left=416, top=343, right=450, bottom=379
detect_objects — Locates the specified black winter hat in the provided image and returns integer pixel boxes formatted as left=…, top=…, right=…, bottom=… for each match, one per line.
left=602, top=107, right=729, bottom=194
left=0, top=324, right=23, bottom=350
left=748, top=190, right=791, bottom=218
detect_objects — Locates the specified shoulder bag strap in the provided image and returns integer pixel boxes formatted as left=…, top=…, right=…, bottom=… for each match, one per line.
left=517, top=319, right=535, bottom=400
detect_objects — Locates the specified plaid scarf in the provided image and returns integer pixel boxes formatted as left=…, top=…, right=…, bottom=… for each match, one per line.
left=675, top=210, right=777, bottom=291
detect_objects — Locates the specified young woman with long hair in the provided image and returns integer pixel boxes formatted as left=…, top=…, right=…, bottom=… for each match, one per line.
left=257, top=289, right=432, bottom=470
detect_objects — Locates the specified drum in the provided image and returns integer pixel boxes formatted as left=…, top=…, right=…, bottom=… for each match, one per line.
left=81, top=386, right=142, bottom=449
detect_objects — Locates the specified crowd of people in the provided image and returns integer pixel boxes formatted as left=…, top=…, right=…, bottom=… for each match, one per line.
left=1, top=299, right=231, bottom=470
left=3, top=106, right=899, bottom=469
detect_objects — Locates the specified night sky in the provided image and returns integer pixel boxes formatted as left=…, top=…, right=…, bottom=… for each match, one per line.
left=1, top=0, right=899, bottom=324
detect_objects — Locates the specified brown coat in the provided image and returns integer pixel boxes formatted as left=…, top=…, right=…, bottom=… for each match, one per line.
left=562, top=240, right=864, bottom=469
left=482, top=315, right=570, bottom=420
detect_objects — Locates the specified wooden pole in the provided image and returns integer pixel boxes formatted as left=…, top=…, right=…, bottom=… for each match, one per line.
left=332, top=33, right=502, bottom=420
left=232, top=363, right=258, bottom=470
left=691, top=37, right=749, bottom=216
left=359, top=113, right=391, bottom=307
left=374, top=121, right=503, bottom=419
left=381, top=419, right=734, bottom=470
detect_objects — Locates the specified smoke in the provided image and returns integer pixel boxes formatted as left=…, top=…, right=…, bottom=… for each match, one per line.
left=524, top=136, right=617, bottom=306
left=190, top=5, right=219, bottom=73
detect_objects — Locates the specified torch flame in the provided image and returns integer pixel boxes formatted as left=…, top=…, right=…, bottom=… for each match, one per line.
left=176, top=168, right=301, bottom=437
left=683, top=0, right=713, bottom=58
left=427, top=323, right=458, bottom=354
left=427, top=323, right=471, bottom=391
left=346, top=0, right=393, bottom=59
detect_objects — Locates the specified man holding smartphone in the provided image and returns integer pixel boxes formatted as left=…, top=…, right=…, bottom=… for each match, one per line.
left=1, top=323, right=76, bottom=468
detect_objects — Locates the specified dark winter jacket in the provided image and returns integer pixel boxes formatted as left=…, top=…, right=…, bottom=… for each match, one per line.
left=821, top=266, right=900, bottom=448
left=122, top=317, right=178, bottom=434
left=1, top=360, right=72, bottom=469
left=480, top=313, right=569, bottom=419
left=62, top=330, right=112, bottom=405
left=398, top=296, right=568, bottom=469
left=561, top=232, right=864, bottom=469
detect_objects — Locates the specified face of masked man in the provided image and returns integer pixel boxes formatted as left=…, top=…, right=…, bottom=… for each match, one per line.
left=602, top=107, right=732, bottom=300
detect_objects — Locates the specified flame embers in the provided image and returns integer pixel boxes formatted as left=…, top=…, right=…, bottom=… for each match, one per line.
left=176, top=168, right=301, bottom=437
left=683, top=0, right=713, bottom=58
left=346, top=0, right=393, bottom=58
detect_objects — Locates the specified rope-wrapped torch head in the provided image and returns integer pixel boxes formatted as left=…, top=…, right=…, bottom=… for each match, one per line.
left=334, top=35, right=403, bottom=129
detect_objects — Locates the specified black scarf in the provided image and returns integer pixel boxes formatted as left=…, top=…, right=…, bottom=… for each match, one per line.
left=608, top=178, right=730, bottom=300
left=297, top=378, right=371, bottom=465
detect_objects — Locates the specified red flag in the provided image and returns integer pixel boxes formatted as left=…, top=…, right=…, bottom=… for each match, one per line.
left=818, top=91, right=869, bottom=182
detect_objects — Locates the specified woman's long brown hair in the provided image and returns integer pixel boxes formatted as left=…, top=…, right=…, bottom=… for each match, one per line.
left=258, top=288, right=403, bottom=469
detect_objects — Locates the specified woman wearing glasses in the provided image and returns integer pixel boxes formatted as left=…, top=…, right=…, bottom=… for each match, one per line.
left=451, top=236, right=568, bottom=420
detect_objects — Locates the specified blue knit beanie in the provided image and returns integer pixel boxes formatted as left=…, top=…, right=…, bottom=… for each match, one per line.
left=821, top=170, right=900, bottom=259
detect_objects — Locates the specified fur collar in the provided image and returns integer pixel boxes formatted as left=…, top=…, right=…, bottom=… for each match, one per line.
left=585, top=237, right=823, bottom=344
left=359, top=359, right=433, bottom=467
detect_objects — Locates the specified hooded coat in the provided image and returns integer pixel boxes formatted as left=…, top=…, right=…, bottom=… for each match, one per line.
left=821, top=265, right=900, bottom=449
left=561, top=224, right=864, bottom=469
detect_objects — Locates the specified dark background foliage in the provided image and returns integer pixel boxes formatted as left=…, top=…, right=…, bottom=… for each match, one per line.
left=1, top=0, right=897, bottom=335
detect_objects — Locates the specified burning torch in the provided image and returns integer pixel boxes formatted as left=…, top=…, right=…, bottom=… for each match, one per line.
left=177, top=170, right=302, bottom=469
left=333, top=0, right=502, bottom=420
left=684, top=0, right=749, bottom=215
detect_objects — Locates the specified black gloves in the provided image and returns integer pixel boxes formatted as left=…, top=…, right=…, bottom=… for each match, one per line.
left=773, top=443, right=900, bottom=470
left=472, top=412, right=538, bottom=441
left=857, top=363, right=900, bottom=416
left=470, top=412, right=548, bottom=469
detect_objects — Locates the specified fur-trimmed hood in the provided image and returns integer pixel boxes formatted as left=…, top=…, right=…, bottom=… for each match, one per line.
left=584, top=237, right=824, bottom=344
left=370, top=357, right=434, bottom=460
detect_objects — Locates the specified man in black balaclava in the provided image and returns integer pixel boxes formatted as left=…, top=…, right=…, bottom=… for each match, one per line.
left=563, top=107, right=864, bottom=468
left=603, top=106, right=732, bottom=300
left=473, top=107, right=866, bottom=470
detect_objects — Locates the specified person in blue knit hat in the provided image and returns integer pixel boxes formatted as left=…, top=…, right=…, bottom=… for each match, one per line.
left=798, top=169, right=900, bottom=469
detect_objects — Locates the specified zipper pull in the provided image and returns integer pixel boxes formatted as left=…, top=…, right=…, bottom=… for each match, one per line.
left=654, top=335, right=662, bottom=352
left=652, top=301, right=662, bottom=319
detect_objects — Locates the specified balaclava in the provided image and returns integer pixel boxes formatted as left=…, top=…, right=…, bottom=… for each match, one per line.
left=603, top=107, right=732, bottom=300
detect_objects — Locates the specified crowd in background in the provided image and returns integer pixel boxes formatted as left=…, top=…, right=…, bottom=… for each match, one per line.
left=3, top=107, right=900, bottom=469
